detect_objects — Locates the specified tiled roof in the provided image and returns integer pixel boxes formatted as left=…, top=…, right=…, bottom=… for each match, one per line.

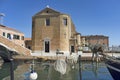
left=24, top=38, right=31, bottom=41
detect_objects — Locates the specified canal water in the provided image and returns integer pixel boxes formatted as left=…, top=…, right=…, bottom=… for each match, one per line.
left=0, top=59, right=113, bottom=80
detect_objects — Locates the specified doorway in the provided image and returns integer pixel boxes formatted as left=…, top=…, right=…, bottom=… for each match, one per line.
left=71, top=45, right=75, bottom=53
left=45, top=41, right=50, bottom=53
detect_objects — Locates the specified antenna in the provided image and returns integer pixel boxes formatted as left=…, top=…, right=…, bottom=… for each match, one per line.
left=0, top=13, right=5, bottom=25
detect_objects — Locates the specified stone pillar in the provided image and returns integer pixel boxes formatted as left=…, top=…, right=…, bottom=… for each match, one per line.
left=76, top=33, right=81, bottom=46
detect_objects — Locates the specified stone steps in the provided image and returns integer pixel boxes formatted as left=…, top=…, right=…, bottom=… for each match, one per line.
left=0, top=35, right=31, bottom=55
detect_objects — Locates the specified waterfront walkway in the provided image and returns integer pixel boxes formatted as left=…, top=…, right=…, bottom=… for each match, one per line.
left=28, top=52, right=120, bottom=61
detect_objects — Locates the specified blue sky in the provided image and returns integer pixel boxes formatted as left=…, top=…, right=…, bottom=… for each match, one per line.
left=0, top=0, right=120, bottom=46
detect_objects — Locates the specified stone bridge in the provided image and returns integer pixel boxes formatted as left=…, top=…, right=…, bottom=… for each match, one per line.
left=0, top=35, right=31, bottom=62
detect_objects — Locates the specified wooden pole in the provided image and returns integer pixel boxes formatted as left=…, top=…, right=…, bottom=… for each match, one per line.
left=79, top=55, right=82, bottom=80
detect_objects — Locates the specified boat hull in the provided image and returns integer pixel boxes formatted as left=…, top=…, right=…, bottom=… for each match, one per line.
left=105, top=57, right=120, bottom=80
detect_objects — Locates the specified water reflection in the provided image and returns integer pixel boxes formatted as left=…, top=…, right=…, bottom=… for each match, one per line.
left=0, top=60, right=113, bottom=80
left=0, top=60, right=20, bottom=80
left=82, top=62, right=113, bottom=80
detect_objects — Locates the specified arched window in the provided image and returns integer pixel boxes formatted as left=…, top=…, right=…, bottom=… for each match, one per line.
left=7, top=33, right=11, bottom=39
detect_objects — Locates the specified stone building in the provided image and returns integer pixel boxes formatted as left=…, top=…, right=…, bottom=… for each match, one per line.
left=0, top=24, right=25, bottom=46
left=32, top=7, right=81, bottom=55
left=24, top=38, right=32, bottom=50
left=81, top=35, right=109, bottom=48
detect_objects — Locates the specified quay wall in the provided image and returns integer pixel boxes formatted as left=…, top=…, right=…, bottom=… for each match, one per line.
left=13, top=52, right=120, bottom=61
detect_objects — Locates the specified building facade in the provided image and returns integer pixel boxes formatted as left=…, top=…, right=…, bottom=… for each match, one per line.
left=32, top=7, right=81, bottom=55
left=0, top=25, right=25, bottom=46
left=24, top=38, right=32, bottom=50
left=81, top=35, right=109, bottom=49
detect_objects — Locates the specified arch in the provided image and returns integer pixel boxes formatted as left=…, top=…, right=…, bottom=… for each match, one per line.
left=0, top=42, right=13, bottom=51
left=0, top=43, right=17, bottom=62
left=0, top=44, right=11, bottom=62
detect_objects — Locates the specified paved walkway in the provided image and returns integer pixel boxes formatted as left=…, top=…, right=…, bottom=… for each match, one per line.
left=12, top=52, right=120, bottom=60
left=31, top=52, right=120, bottom=57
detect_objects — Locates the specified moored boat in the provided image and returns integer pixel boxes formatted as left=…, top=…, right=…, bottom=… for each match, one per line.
left=104, top=55, right=120, bottom=80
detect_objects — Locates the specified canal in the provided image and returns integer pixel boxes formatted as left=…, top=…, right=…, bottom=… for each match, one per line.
left=0, top=59, right=113, bottom=80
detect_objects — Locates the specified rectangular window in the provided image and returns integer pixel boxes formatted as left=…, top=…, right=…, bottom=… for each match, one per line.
left=13, top=35, right=20, bottom=40
left=3, top=32, right=5, bottom=36
left=63, top=18, right=67, bottom=26
left=21, top=36, right=24, bottom=40
left=46, top=18, right=50, bottom=26
left=71, top=45, right=75, bottom=52
left=16, top=35, right=20, bottom=39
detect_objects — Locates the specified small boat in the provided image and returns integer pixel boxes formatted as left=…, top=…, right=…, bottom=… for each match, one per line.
left=104, top=55, right=120, bottom=80
left=89, top=44, right=120, bottom=80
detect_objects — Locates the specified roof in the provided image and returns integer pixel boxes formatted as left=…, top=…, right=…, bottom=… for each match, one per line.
left=33, top=7, right=69, bottom=17
left=24, top=38, right=31, bottom=41
left=81, top=35, right=109, bottom=38
left=0, top=25, right=23, bottom=34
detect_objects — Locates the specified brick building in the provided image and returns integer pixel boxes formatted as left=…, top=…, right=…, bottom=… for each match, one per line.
left=32, top=7, right=81, bottom=55
left=81, top=35, right=109, bottom=48
left=24, top=38, right=32, bottom=50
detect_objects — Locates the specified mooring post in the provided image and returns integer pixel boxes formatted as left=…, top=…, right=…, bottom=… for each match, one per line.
left=10, top=58, right=14, bottom=80
left=79, top=55, right=82, bottom=80
left=9, top=51, right=14, bottom=80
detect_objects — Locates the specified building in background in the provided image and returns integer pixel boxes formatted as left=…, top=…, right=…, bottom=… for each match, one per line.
left=24, top=38, right=32, bottom=50
left=0, top=24, right=25, bottom=46
left=32, top=7, right=81, bottom=55
left=81, top=35, right=109, bottom=51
